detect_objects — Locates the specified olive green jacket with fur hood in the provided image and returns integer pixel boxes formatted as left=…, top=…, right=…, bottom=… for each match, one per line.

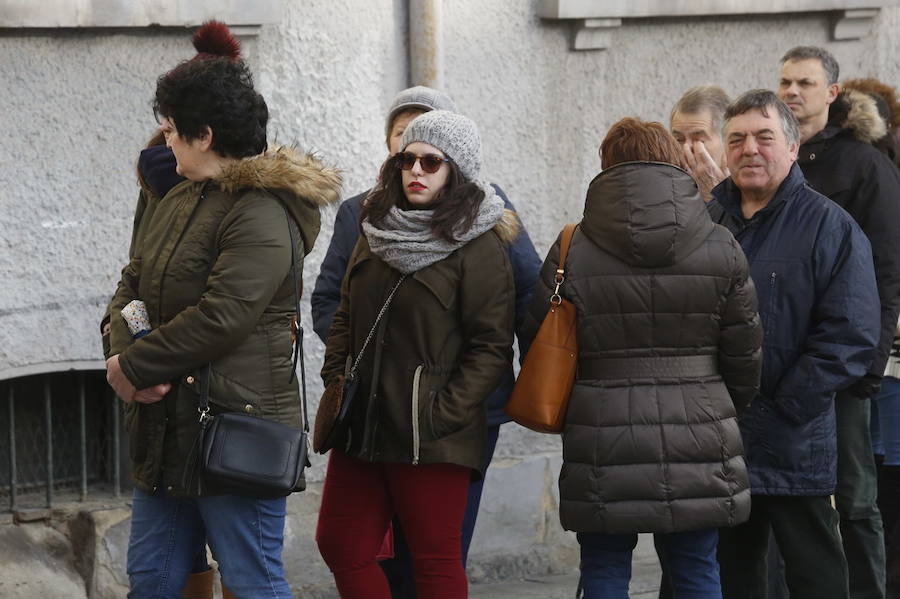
left=105, top=147, right=341, bottom=497
left=321, top=210, right=519, bottom=475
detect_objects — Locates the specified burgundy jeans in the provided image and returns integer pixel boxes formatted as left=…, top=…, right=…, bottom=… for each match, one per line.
left=316, top=451, right=471, bottom=598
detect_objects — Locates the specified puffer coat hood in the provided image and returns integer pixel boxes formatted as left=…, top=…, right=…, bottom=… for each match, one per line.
left=105, top=145, right=341, bottom=497
left=521, top=162, right=762, bottom=534
left=581, top=162, right=714, bottom=268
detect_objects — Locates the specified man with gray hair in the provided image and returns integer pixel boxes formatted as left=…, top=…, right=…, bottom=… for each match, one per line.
left=779, top=45, right=900, bottom=599
left=710, top=89, right=880, bottom=599
left=670, top=85, right=731, bottom=202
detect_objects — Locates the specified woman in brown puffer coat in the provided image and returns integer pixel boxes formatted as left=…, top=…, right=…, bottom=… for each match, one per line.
left=520, top=118, right=762, bottom=598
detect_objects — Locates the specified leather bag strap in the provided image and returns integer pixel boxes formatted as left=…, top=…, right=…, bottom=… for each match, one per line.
left=558, top=223, right=577, bottom=271
left=550, top=224, right=577, bottom=306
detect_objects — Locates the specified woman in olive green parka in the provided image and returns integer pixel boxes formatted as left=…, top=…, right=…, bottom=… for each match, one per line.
left=106, top=145, right=340, bottom=495
left=104, top=48, right=340, bottom=598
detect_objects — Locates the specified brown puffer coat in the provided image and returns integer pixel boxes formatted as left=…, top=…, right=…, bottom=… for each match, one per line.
left=521, top=162, right=762, bottom=534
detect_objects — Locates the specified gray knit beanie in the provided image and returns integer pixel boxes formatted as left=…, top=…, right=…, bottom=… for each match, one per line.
left=385, top=86, right=458, bottom=137
left=400, top=110, right=482, bottom=181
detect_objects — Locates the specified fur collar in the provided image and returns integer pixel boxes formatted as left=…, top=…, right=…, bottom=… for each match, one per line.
left=493, top=209, right=521, bottom=245
left=215, top=146, right=342, bottom=206
left=827, top=89, right=887, bottom=144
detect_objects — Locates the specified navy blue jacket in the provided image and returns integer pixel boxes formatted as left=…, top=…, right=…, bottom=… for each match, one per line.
left=709, top=163, right=880, bottom=495
left=311, top=185, right=542, bottom=426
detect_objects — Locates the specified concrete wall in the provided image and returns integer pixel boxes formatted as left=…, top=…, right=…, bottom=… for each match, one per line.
left=3, top=0, right=900, bottom=594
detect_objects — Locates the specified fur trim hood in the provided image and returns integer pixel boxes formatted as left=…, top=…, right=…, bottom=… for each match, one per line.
left=216, top=146, right=342, bottom=255
left=827, top=89, right=887, bottom=144
left=492, top=208, right=521, bottom=245
left=216, top=145, right=342, bottom=206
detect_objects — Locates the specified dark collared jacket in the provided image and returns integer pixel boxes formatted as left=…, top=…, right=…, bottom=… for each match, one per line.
left=311, top=185, right=541, bottom=426
left=709, top=162, right=880, bottom=495
left=320, top=211, right=519, bottom=475
left=799, top=90, right=900, bottom=398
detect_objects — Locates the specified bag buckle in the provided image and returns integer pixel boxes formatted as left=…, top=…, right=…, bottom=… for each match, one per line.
left=198, top=407, right=212, bottom=425
left=551, top=269, right=565, bottom=306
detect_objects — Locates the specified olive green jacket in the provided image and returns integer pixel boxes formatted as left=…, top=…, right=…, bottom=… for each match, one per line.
left=105, top=147, right=341, bottom=496
left=321, top=211, right=518, bottom=476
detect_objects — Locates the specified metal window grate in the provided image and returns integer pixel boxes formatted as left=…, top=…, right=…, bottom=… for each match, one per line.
left=0, top=371, right=126, bottom=512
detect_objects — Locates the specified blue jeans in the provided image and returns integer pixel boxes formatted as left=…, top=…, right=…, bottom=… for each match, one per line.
left=578, top=529, right=720, bottom=599
left=127, top=488, right=291, bottom=599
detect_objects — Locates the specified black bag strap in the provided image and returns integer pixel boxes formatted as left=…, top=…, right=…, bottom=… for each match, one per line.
left=347, top=273, right=407, bottom=379
left=283, top=204, right=309, bottom=434
left=196, top=204, right=309, bottom=434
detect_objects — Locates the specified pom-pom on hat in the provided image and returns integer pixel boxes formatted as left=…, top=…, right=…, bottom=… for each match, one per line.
left=385, top=86, right=458, bottom=137
left=192, top=20, right=241, bottom=61
left=400, top=110, right=482, bottom=182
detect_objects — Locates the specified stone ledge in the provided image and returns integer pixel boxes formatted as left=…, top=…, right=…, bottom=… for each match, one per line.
left=0, top=0, right=280, bottom=32
left=539, top=0, right=900, bottom=49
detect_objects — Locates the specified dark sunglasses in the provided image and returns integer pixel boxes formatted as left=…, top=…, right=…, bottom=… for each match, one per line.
left=396, top=152, right=451, bottom=174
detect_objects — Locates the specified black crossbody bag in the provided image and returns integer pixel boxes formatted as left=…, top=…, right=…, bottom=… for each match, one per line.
left=313, top=274, right=407, bottom=454
left=184, top=204, right=310, bottom=498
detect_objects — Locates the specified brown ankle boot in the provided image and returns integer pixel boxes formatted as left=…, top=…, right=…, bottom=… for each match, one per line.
left=221, top=582, right=237, bottom=599
left=181, top=570, right=214, bottom=599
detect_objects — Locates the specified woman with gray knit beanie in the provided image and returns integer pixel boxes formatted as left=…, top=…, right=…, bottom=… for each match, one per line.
left=317, top=110, right=519, bottom=598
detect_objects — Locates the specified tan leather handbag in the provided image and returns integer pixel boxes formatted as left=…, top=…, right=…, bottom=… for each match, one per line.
left=506, top=223, right=578, bottom=433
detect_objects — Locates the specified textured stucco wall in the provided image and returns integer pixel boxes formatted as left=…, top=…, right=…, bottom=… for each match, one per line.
left=4, top=0, right=900, bottom=591
left=0, top=30, right=210, bottom=378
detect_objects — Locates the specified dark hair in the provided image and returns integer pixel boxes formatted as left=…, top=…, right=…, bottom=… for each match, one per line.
left=671, top=85, right=731, bottom=132
left=724, top=89, right=800, bottom=146
left=385, top=107, right=426, bottom=147
left=153, top=57, right=268, bottom=158
left=781, top=46, right=840, bottom=85
left=361, top=154, right=485, bottom=243
left=600, top=117, right=687, bottom=170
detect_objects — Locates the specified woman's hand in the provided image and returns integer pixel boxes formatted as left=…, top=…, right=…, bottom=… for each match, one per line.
left=106, top=355, right=170, bottom=404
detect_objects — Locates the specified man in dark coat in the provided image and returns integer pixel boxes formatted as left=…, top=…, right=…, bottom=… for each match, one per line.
left=778, top=46, right=900, bottom=599
left=310, top=86, right=541, bottom=596
left=711, top=89, right=880, bottom=599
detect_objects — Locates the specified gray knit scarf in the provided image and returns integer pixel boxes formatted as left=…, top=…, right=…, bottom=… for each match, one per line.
left=362, top=182, right=504, bottom=274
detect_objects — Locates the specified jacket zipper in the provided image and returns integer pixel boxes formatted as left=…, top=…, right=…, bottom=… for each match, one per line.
left=767, top=271, right=777, bottom=337
left=411, top=364, right=424, bottom=465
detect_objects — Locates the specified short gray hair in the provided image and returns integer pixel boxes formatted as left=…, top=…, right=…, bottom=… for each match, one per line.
left=671, top=85, right=731, bottom=132
left=724, top=89, right=801, bottom=146
left=781, top=46, right=840, bottom=85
